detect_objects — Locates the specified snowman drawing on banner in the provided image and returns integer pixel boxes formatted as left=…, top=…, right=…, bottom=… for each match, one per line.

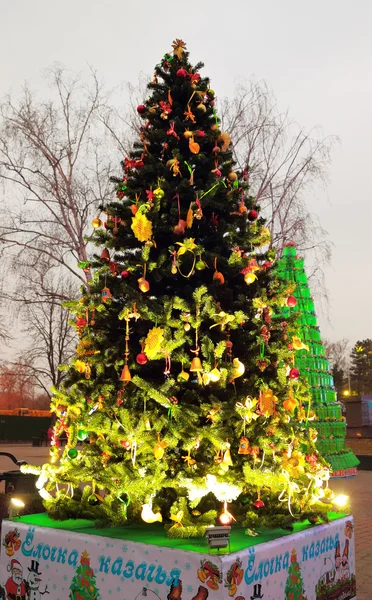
left=27, top=561, right=49, bottom=600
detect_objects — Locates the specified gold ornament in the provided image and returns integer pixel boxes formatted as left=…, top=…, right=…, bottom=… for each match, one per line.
left=131, top=212, right=153, bottom=242
left=120, top=364, right=131, bottom=382
left=259, top=389, right=277, bottom=417
left=218, top=131, right=231, bottom=152
left=92, top=217, right=102, bottom=228
left=144, top=327, right=165, bottom=359
left=172, top=39, right=187, bottom=59
left=228, top=171, right=238, bottom=181
left=182, top=450, right=197, bottom=468
left=154, top=434, right=167, bottom=460
left=190, top=356, right=203, bottom=372
left=138, top=276, right=150, bottom=293
left=222, top=442, right=233, bottom=466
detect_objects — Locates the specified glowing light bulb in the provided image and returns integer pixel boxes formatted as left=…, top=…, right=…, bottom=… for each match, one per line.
left=333, top=494, right=349, bottom=508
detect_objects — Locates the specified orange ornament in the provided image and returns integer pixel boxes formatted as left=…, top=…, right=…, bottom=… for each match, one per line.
left=189, top=137, right=200, bottom=154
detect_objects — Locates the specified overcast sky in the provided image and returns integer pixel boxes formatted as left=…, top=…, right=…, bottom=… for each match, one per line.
left=1, top=0, right=371, bottom=346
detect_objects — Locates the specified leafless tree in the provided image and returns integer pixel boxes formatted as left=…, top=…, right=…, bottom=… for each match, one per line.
left=323, top=339, right=350, bottom=372
left=219, top=80, right=336, bottom=274
left=0, top=65, right=114, bottom=288
left=9, top=272, right=77, bottom=397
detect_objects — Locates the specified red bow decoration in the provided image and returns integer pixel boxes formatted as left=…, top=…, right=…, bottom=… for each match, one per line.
left=167, top=121, right=180, bottom=140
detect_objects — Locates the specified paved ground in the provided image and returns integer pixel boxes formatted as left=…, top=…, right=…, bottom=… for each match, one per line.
left=1, top=443, right=371, bottom=598
left=346, top=437, right=372, bottom=455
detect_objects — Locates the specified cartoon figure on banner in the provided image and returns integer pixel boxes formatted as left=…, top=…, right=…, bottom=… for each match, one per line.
left=341, top=540, right=350, bottom=581
left=224, top=559, right=244, bottom=597
left=167, top=580, right=209, bottom=600
left=26, top=561, right=49, bottom=600
left=5, top=558, right=27, bottom=600
left=197, top=560, right=221, bottom=590
left=344, top=520, right=353, bottom=539
left=2, top=530, right=21, bottom=557
left=315, top=536, right=356, bottom=600
left=334, top=541, right=341, bottom=582
left=250, top=582, right=264, bottom=599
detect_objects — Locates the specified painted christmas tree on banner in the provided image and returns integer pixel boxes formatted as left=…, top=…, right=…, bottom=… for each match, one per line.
left=26, top=40, right=334, bottom=534
left=69, top=551, right=100, bottom=600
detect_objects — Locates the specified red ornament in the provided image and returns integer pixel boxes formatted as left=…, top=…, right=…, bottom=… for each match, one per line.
left=76, top=317, right=87, bottom=328
left=176, top=68, right=188, bottom=78
left=287, top=296, right=297, bottom=308
left=135, top=160, right=144, bottom=169
left=136, top=352, right=148, bottom=365
left=214, top=169, right=222, bottom=178
left=254, top=499, right=265, bottom=509
left=247, top=209, right=258, bottom=222
left=121, top=270, right=130, bottom=279
left=137, top=105, right=146, bottom=114
left=120, top=440, right=131, bottom=449
left=306, top=454, right=318, bottom=465
left=289, top=367, right=300, bottom=380
left=197, top=130, right=206, bottom=137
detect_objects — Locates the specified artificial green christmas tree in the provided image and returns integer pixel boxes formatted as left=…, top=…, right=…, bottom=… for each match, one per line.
left=277, top=244, right=359, bottom=477
left=26, top=40, right=334, bottom=534
left=69, top=551, right=100, bottom=599
left=284, top=548, right=307, bottom=600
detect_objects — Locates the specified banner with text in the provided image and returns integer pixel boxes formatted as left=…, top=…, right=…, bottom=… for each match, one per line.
left=0, top=516, right=356, bottom=600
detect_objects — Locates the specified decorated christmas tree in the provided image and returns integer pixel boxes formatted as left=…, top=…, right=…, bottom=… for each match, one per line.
left=284, top=549, right=307, bottom=600
left=276, top=244, right=359, bottom=477
left=69, top=551, right=100, bottom=600
left=26, top=40, right=334, bottom=535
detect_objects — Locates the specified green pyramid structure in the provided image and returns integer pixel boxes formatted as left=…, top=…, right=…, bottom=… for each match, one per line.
left=276, top=244, right=359, bottom=478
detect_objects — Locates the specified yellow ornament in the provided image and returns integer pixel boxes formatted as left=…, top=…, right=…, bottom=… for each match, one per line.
left=154, top=434, right=168, bottom=460
left=144, top=327, right=165, bottom=359
left=210, top=367, right=221, bottom=382
left=292, top=336, right=309, bottom=351
left=259, top=227, right=271, bottom=246
left=75, top=360, right=86, bottom=374
left=281, top=450, right=305, bottom=477
left=141, top=502, right=162, bottom=523
left=244, top=272, right=257, bottom=285
left=232, top=357, right=245, bottom=379
left=131, top=212, right=153, bottom=242
left=283, top=388, right=298, bottom=413
left=177, top=369, right=190, bottom=382
left=259, top=389, right=277, bottom=417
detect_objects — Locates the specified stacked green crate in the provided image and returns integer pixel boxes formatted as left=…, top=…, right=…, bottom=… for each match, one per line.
left=276, top=243, right=359, bottom=477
